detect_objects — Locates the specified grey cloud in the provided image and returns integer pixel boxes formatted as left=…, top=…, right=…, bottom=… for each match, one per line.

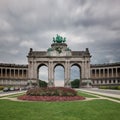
left=0, top=0, right=120, bottom=65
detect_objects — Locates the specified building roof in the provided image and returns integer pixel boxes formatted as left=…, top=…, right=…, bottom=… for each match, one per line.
left=0, top=63, right=28, bottom=68
left=91, top=62, right=120, bottom=68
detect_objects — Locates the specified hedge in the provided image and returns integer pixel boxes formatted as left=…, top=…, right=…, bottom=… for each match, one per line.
left=99, top=86, right=120, bottom=90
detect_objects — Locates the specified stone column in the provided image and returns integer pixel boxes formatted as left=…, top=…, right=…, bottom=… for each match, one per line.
left=5, top=68, right=7, bottom=77
left=116, top=68, right=118, bottom=77
left=33, top=62, right=38, bottom=85
left=94, top=69, right=96, bottom=78
left=64, top=61, right=70, bottom=87
left=14, top=69, right=15, bottom=78
left=112, top=68, right=113, bottom=78
left=101, top=69, right=102, bottom=78
left=16, top=69, right=18, bottom=78
left=84, top=61, right=86, bottom=79
left=26, top=69, right=28, bottom=78
left=48, top=61, right=54, bottom=87
left=86, top=61, right=90, bottom=79
left=22, top=70, right=23, bottom=78
left=18, top=68, right=20, bottom=78
left=64, top=61, right=67, bottom=87
left=116, top=79, right=117, bottom=84
left=51, top=62, right=54, bottom=85
left=84, top=60, right=88, bottom=79
left=33, top=62, right=36, bottom=79
left=48, top=62, right=51, bottom=84
left=103, top=69, right=105, bottom=78
left=68, top=62, right=70, bottom=85
left=1, top=68, right=2, bottom=77
left=10, top=69, right=11, bottom=78
left=98, top=69, right=100, bottom=78
left=35, top=62, right=39, bottom=86
left=107, top=68, right=109, bottom=78
left=81, top=61, right=85, bottom=79
left=28, top=60, right=35, bottom=85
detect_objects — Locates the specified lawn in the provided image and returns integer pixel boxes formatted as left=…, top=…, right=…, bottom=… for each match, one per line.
left=0, top=99, right=120, bottom=120
left=77, top=90, right=98, bottom=98
left=83, top=92, right=120, bottom=101
left=6, top=93, right=26, bottom=98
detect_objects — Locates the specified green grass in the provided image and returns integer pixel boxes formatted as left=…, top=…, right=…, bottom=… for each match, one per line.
left=1, top=91, right=97, bottom=99
left=0, top=99, right=120, bottom=120
left=7, top=93, right=26, bottom=98
left=77, top=90, right=120, bottom=101
left=87, top=93, right=120, bottom=101
left=0, top=92, right=26, bottom=98
left=77, top=91, right=98, bottom=98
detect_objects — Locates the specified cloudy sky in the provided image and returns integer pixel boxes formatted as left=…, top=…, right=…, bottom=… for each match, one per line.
left=0, top=0, right=120, bottom=65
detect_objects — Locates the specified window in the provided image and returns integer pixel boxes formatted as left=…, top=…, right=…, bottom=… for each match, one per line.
left=109, top=80, right=111, bottom=83
left=113, top=80, right=115, bottom=83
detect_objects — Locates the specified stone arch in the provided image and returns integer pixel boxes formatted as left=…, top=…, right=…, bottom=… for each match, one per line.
left=27, top=39, right=91, bottom=88
left=70, top=63, right=81, bottom=69
left=53, top=63, right=65, bottom=69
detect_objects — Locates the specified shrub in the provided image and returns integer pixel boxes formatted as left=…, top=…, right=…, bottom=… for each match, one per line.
left=26, top=87, right=77, bottom=96
left=99, top=86, right=108, bottom=89
left=118, top=86, right=120, bottom=90
left=99, top=86, right=120, bottom=90
left=110, top=86, right=117, bottom=89
left=0, top=86, right=4, bottom=90
left=39, top=80, right=48, bottom=87
left=71, top=79, right=80, bottom=88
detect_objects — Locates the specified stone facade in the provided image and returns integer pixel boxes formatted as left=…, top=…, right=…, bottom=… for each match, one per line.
left=27, top=42, right=91, bottom=87
left=0, top=62, right=120, bottom=87
left=0, top=41, right=120, bottom=88
left=0, top=63, right=28, bottom=87
left=91, top=63, right=120, bottom=87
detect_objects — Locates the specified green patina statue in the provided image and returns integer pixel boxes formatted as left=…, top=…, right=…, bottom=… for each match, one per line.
left=53, top=34, right=66, bottom=43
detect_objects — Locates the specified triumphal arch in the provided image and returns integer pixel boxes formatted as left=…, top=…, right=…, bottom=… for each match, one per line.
left=27, top=35, right=91, bottom=87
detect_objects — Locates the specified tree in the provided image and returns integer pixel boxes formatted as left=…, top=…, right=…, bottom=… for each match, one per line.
left=71, top=79, right=80, bottom=88
left=39, top=80, right=48, bottom=87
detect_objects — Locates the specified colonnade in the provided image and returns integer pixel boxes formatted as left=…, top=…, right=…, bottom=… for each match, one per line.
left=91, top=67, right=120, bottom=78
left=0, top=64, right=28, bottom=86
left=0, top=68, right=28, bottom=78
left=91, top=65, right=120, bottom=86
left=93, top=79, right=120, bottom=85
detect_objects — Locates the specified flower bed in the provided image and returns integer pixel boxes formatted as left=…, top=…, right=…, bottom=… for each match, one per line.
left=18, top=87, right=85, bottom=101
left=26, top=87, right=77, bottom=96
left=18, top=95, right=85, bottom=101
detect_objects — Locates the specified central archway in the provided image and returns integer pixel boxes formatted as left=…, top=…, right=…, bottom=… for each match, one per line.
left=54, top=64, right=65, bottom=87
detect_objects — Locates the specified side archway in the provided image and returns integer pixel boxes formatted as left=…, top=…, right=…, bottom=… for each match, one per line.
left=70, top=63, right=81, bottom=88
left=37, top=64, right=48, bottom=87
